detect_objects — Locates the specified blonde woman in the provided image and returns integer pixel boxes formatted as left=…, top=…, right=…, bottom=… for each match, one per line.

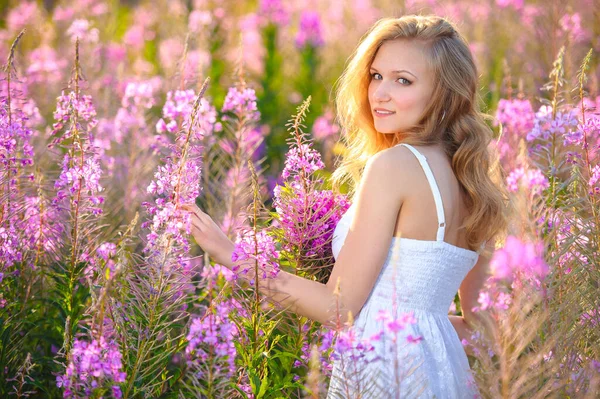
left=185, top=14, right=508, bottom=398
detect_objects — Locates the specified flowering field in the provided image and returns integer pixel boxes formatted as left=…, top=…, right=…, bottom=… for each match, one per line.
left=0, top=0, right=599, bottom=397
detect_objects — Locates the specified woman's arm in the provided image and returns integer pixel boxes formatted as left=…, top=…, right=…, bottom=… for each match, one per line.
left=223, top=256, right=345, bottom=328
left=450, top=240, right=496, bottom=353
left=188, top=147, right=413, bottom=328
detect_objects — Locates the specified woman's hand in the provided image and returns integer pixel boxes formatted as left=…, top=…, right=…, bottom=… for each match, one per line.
left=182, top=204, right=236, bottom=267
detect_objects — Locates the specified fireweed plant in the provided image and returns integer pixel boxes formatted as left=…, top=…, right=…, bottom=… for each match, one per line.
left=460, top=48, right=600, bottom=398
left=182, top=78, right=270, bottom=398
left=111, top=79, right=212, bottom=398
left=0, top=30, right=41, bottom=396
left=200, top=77, right=262, bottom=240
left=185, top=96, right=345, bottom=398
left=101, top=77, right=162, bottom=225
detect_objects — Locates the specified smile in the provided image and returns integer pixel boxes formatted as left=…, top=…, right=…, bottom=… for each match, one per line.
left=374, top=110, right=395, bottom=117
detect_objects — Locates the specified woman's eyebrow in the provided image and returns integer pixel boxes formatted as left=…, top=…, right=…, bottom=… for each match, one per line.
left=369, top=67, right=417, bottom=79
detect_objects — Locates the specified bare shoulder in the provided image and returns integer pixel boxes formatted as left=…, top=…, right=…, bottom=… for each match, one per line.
left=368, top=144, right=422, bottom=173
left=364, top=144, right=424, bottom=197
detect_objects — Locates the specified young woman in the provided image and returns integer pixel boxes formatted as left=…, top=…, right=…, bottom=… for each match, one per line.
left=184, top=14, right=508, bottom=398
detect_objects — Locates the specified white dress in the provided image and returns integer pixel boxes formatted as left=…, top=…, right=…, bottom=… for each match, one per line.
left=327, top=143, right=481, bottom=399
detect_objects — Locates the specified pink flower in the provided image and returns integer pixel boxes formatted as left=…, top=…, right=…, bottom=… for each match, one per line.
left=406, top=334, right=423, bottom=344
left=57, top=336, right=126, bottom=397
left=295, top=11, right=325, bottom=49
left=26, top=46, right=67, bottom=84
left=53, top=6, right=75, bottom=22
left=6, top=1, right=39, bottom=31
left=123, top=25, right=149, bottom=50
left=221, top=86, right=261, bottom=123
left=494, top=98, right=534, bottom=137
left=188, top=10, right=213, bottom=32
left=489, top=236, right=548, bottom=282
left=386, top=319, right=405, bottom=334
left=186, top=299, right=238, bottom=378
left=312, top=109, right=341, bottom=141
left=506, top=167, right=548, bottom=195
left=559, top=13, right=588, bottom=43
left=236, top=14, right=265, bottom=75
left=231, top=229, right=280, bottom=283
left=281, top=144, right=325, bottom=180
left=495, top=0, right=523, bottom=9
left=66, top=19, right=99, bottom=43
left=258, top=0, right=290, bottom=27
left=475, top=291, right=491, bottom=311
left=142, top=92, right=207, bottom=266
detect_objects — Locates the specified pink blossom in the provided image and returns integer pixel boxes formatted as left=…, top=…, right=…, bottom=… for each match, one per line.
left=66, top=19, right=99, bottom=43
left=496, top=0, right=524, bottom=9
left=6, top=1, right=39, bottom=32
left=527, top=105, right=580, bottom=144
left=559, top=13, right=588, bottom=43
left=96, top=242, right=117, bottom=261
left=0, top=96, right=37, bottom=267
left=258, top=0, right=290, bottom=27
left=26, top=46, right=68, bottom=84
left=295, top=11, right=325, bottom=49
left=221, top=86, right=261, bottom=123
left=231, top=229, right=280, bottom=283
left=494, top=98, right=535, bottom=137
left=123, top=25, right=151, bottom=50
left=236, top=14, right=265, bottom=75
left=188, top=10, right=213, bottom=32
left=186, top=299, right=238, bottom=378
left=281, top=144, right=325, bottom=180
left=114, top=78, right=161, bottom=144
left=158, top=38, right=184, bottom=71
left=53, top=6, right=75, bottom=22
left=312, top=109, right=341, bottom=141
left=105, top=42, right=127, bottom=63
left=489, top=236, right=548, bottom=282
left=142, top=92, right=207, bottom=266
left=57, top=336, right=126, bottom=397
left=476, top=291, right=491, bottom=311
left=506, top=167, right=548, bottom=195
left=156, top=90, right=220, bottom=137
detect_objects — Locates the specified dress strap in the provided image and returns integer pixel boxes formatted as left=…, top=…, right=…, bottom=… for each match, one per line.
left=396, top=143, right=446, bottom=241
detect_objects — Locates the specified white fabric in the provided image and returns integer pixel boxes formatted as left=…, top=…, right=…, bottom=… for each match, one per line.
left=327, top=144, right=481, bottom=398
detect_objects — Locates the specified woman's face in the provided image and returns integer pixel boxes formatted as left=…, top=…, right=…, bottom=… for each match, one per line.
left=368, top=39, right=435, bottom=135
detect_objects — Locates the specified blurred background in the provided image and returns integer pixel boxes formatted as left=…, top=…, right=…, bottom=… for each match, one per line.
left=0, top=0, right=597, bottom=184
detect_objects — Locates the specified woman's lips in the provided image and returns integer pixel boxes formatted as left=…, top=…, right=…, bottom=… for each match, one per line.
left=374, top=110, right=395, bottom=118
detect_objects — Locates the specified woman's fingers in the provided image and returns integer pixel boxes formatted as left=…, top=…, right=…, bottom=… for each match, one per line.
left=189, top=212, right=207, bottom=234
left=181, top=204, right=207, bottom=224
left=185, top=206, right=217, bottom=240
left=189, top=205, right=212, bottom=223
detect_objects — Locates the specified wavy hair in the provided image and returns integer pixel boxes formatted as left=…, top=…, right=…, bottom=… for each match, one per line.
left=331, top=14, right=509, bottom=251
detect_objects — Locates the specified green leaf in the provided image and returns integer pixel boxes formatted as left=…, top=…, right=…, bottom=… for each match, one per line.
left=256, top=373, right=269, bottom=399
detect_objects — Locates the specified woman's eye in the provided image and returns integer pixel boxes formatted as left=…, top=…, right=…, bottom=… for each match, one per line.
left=370, top=73, right=411, bottom=85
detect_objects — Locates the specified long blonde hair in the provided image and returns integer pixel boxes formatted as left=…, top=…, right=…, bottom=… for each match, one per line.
left=331, top=14, right=508, bottom=251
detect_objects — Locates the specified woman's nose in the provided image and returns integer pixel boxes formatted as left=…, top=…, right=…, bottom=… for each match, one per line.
left=373, top=83, right=391, bottom=101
